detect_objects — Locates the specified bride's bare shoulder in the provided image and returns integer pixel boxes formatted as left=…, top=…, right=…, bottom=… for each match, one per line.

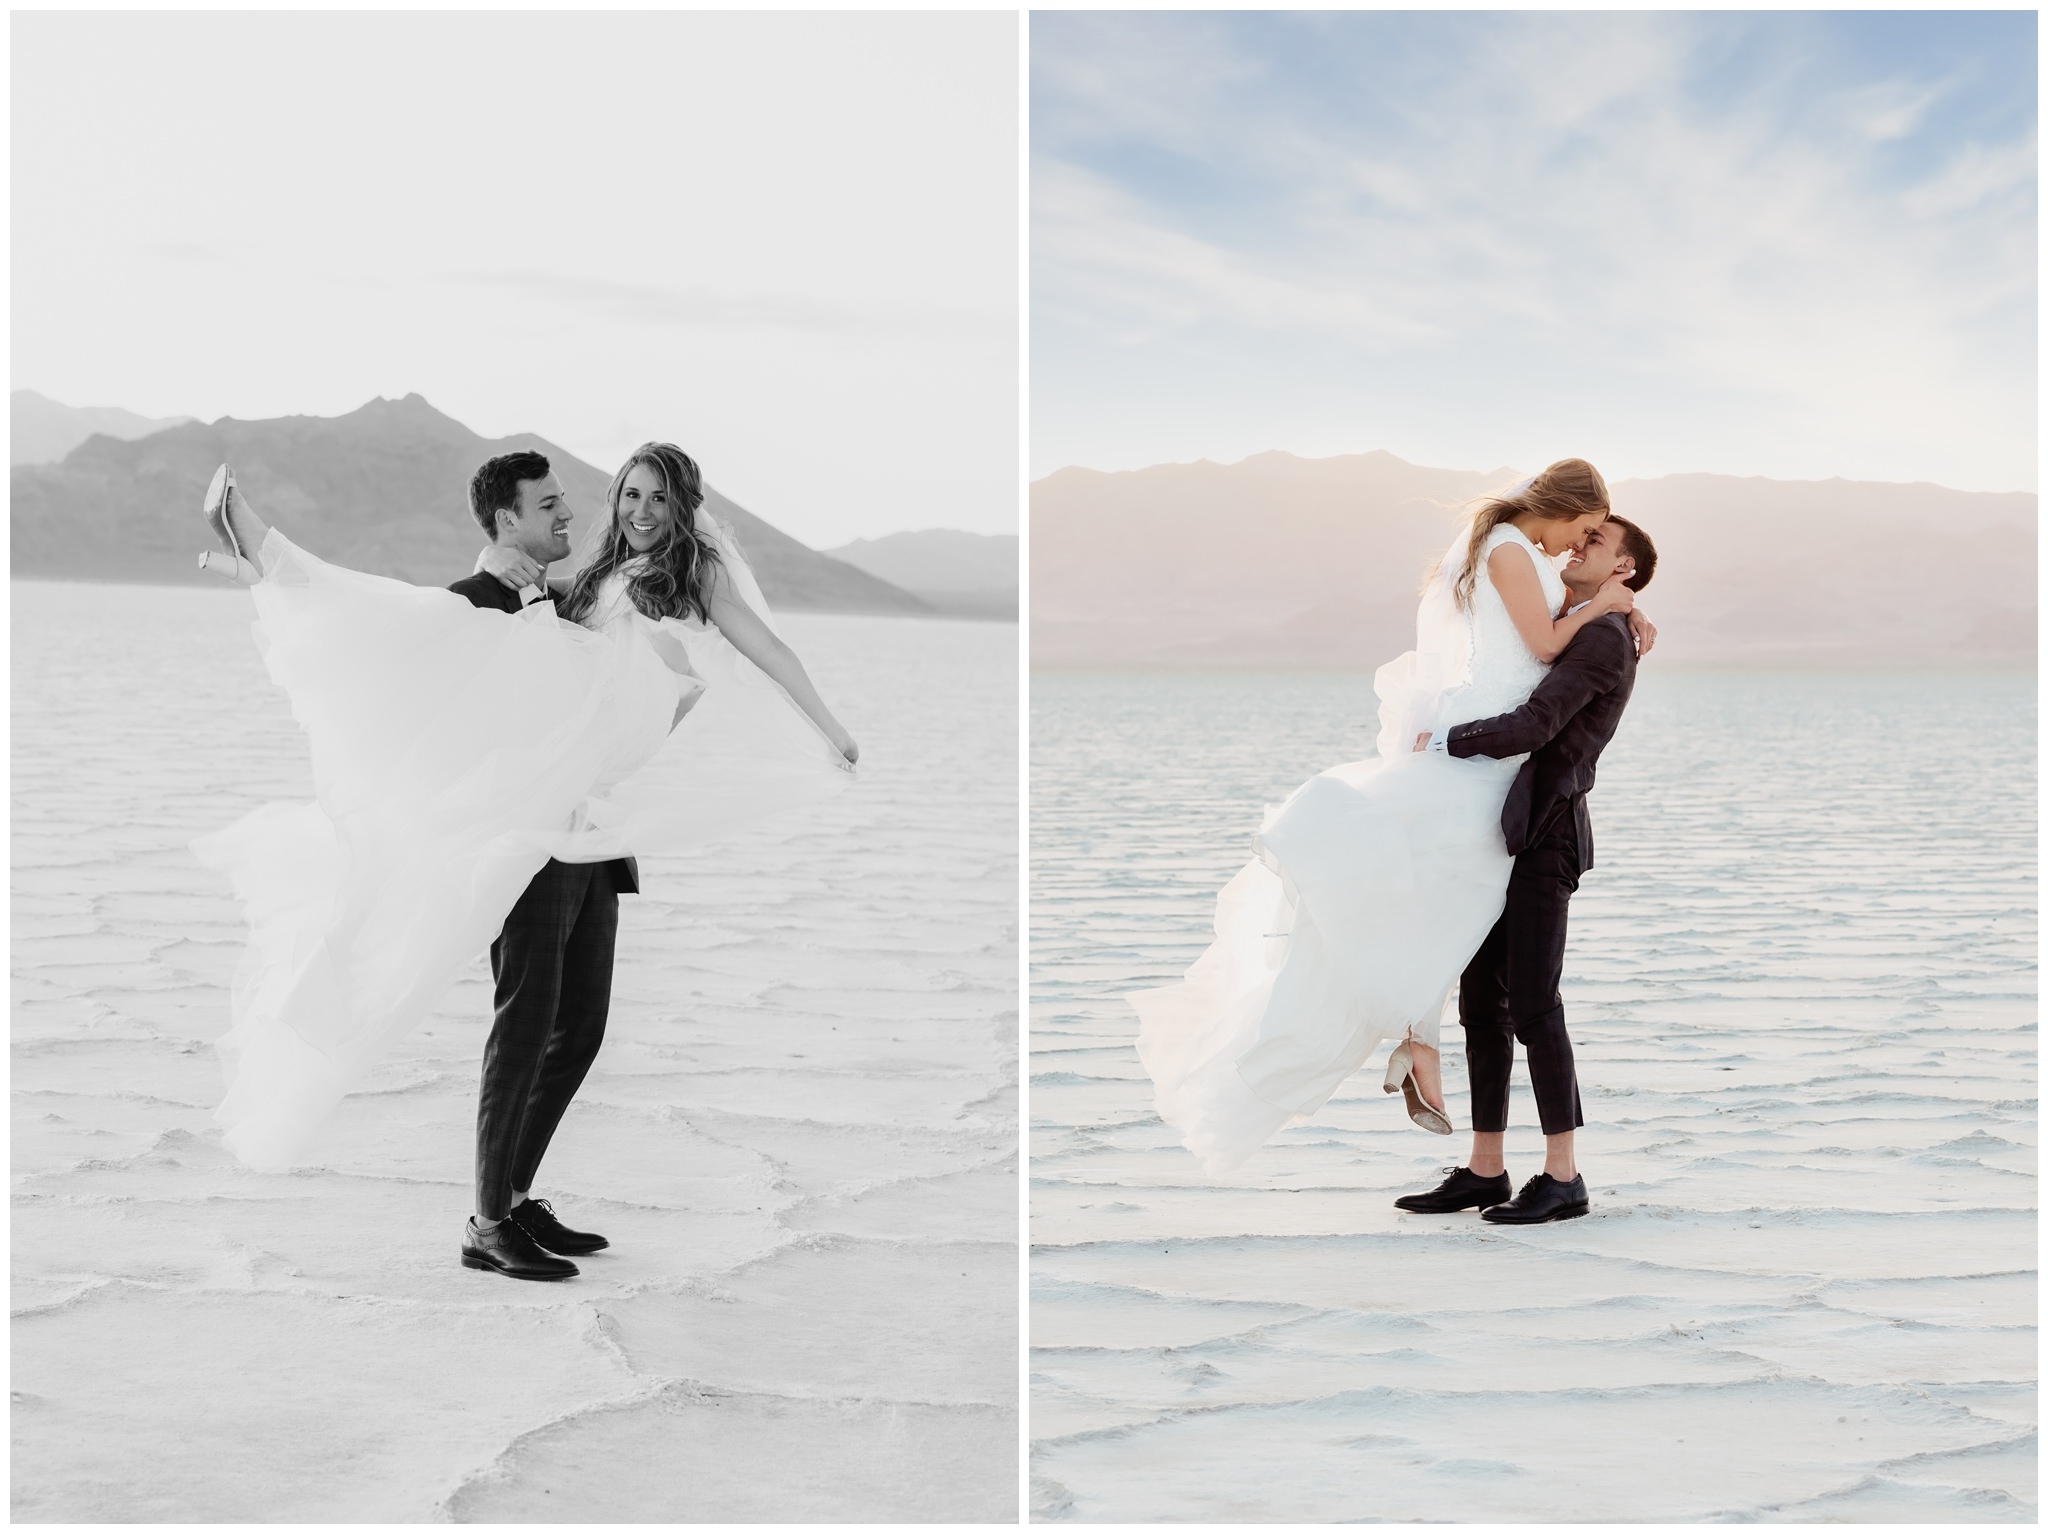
left=1484, top=527, right=1543, bottom=576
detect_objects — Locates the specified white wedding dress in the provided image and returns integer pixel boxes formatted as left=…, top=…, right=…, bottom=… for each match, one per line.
left=1132, top=523, right=1566, bottom=1172
left=193, top=516, right=851, bottom=1171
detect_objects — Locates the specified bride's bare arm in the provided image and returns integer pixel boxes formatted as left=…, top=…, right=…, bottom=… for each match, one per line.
left=1628, top=609, right=1657, bottom=656
left=703, top=564, right=860, bottom=766
left=1490, top=544, right=1632, bottom=664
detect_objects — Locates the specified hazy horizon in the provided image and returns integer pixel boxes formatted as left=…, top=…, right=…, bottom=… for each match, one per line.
left=1029, top=442, right=2036, bottom=498
left=1029, top=450, right=2034, bottom=671
left=11, top=387, right=1008, bottom=544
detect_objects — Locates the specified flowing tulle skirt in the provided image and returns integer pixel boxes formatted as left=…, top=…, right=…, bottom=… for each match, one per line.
left=1131, top=748, right=1519, bottom=1173
left=193, top=532, right=850, bottom=1171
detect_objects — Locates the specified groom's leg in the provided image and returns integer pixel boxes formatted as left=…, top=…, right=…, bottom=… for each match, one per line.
left=505, top=869, right=618, bottom=1199
left=476, top=860, right=582, bottom=1222
left=1459, top=915, right=1514, bottom=1131
left=1502, top=829, right=1585, bottom=1142
left=1458, top=913, right=1515, bottom=1167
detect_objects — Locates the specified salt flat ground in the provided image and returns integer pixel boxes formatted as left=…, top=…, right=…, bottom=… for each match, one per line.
left=12, top=580, right=1019, bottom=1522
left=1031, top=668, right=2036, bottom=1522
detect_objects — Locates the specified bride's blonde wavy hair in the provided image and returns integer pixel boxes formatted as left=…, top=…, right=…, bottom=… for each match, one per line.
left=1443, top=458, right=1611, bottom=610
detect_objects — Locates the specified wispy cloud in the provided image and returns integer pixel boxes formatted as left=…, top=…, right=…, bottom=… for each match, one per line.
left=1032, top=11, right=2037, bottom=490
left=451, top=270, right=1004, bottom=347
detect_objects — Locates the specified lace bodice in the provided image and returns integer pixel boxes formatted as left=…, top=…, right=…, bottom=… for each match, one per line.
left=1440, top=522, right=1567, bottom=724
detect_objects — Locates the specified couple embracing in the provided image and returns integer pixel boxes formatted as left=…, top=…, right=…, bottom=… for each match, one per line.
left=196, top=442, right=857, bottom=1279
left=1135, top=458, right=1659, bottom=1224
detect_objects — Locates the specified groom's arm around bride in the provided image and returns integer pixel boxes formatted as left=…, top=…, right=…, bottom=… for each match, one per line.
left=1441, top=605, right=1635, bottom=860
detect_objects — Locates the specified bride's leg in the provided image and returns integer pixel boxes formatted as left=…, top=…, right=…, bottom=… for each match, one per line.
left=224, top=483, right=273, bottom=561
left=1404, top=980, right=1455, bottom=1114
left=200, top=471, right=275, bottom=584
left=1406, top=1035, right=1446, bottom=1115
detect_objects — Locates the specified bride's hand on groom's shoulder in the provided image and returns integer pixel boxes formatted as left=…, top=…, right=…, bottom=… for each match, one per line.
left=480, top=543, right=544, bottom=590
left=1628, top=608, right=1657, bottom=656
left=1587, top=574, right=1635, bottom=618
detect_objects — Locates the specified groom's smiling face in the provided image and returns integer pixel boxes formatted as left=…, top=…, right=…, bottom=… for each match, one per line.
left=1562, top=519, right=1633, bottom=593
left=494, top=473, right=574, bottom=565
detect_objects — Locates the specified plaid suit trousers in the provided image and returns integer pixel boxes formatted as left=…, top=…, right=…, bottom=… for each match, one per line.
left=1457, top=809, right=1587, bottom=1138
left=475, top=858, right=618, bottom=1220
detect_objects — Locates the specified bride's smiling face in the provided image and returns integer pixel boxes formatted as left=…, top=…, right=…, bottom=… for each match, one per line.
left=1534, top=511, right=1607, bottom=558
left=616, top=463, right=674, bottom=554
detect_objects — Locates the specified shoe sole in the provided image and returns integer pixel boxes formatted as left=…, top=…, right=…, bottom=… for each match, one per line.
left=1482, top=1203, right=1591, bottom=1225
left=509, top=1230, right=609, bottom=1256
left=1394, top=1189, right=1512, bottom=1214
left=1393, top=1200, right=1507, bottom=1214
left=461, top=1252, right=578, bottom=1280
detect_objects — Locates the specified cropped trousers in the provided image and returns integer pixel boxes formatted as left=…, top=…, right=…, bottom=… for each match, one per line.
left=1459, top=805, right=1587, bottom=1137
left=474, top=858, right=618, bottom=1220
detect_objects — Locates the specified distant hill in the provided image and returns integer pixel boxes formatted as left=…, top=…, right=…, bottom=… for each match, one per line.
left=11, top=394, right=930, bottom=615
left=1032, top=450, right=2036, bottom=669
left=825, top=528, right=1018, bottom=620
left=12, top=389, right=194, bottom=466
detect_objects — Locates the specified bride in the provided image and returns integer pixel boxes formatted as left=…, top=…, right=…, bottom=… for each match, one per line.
left=1132, top=459, right=1642, bottom=1173
left=193, top=445, right=857, bottom=1172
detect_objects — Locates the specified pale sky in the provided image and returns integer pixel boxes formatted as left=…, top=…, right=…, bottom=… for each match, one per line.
left=13, top=11, right=1019, bottom=546
left=1033, top=11, right=2036, bottom=493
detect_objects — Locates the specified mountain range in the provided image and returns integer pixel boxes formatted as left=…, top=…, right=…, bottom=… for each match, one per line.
left=1031, top=450, right=2035, bottom=669
left=12, top=390, right=194, bottom=466
left=10, top=394, right=941, bottom=614
left=826, top=529, right=1019, bottom=619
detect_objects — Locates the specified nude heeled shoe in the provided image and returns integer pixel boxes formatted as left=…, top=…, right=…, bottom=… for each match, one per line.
left=1385, top=1040, right=1453, bottom=1135
left=198, top=464, right=262, bottom=584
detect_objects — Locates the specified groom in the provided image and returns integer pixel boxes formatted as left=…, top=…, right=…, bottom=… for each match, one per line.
left=1399, top=514, right=1659, bottom=1225
left=448, top=449, right=633, bottom=1280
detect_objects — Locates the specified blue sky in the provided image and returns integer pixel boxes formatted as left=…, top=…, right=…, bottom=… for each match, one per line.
left=1032, top=11, right=2036, bottom=490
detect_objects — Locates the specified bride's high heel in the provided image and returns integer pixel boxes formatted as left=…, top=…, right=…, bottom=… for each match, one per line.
left=199, top=464, right=262, bottom=584
left=1384, top=1040, right=1453, bottom=1135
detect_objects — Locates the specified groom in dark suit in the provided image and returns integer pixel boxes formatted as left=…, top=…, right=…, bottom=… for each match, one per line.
left=448, top=450, right=634, bottom=1281
left=1398, top=514, right=1659, bottom=1225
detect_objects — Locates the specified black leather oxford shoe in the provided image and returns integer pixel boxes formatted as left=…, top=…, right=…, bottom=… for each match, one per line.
left=1394, top=1166, right=1514, bottom=1213
left=507, top=1197, right=610, bottom=1257
left=1480, top=1172, right=1590, bottom=1224
left=462, top=1216, right=579, bottom=1280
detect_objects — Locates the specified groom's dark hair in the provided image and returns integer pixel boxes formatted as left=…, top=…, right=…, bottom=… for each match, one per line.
left=469, top=450, right=553, bottom=539
left=1607, top=515, right=1657, bottom=593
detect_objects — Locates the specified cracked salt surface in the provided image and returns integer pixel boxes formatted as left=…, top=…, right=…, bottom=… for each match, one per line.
left=12, top=580, right=1019, bottom=1522
left=1030, top=668, right=2036, bottom=1522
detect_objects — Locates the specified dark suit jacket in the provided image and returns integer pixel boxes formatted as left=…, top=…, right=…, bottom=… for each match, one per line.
left=446, top=572, right=569, bottom=613
left=1445, top=611, right=1636, bottom=869
left=448, top=570, right=639, bottom=896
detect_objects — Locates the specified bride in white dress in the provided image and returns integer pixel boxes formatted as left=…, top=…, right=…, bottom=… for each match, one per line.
left=1132, top=459, right=1636, bottom=1174
left=193, top=445, right=857, bottom=1170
